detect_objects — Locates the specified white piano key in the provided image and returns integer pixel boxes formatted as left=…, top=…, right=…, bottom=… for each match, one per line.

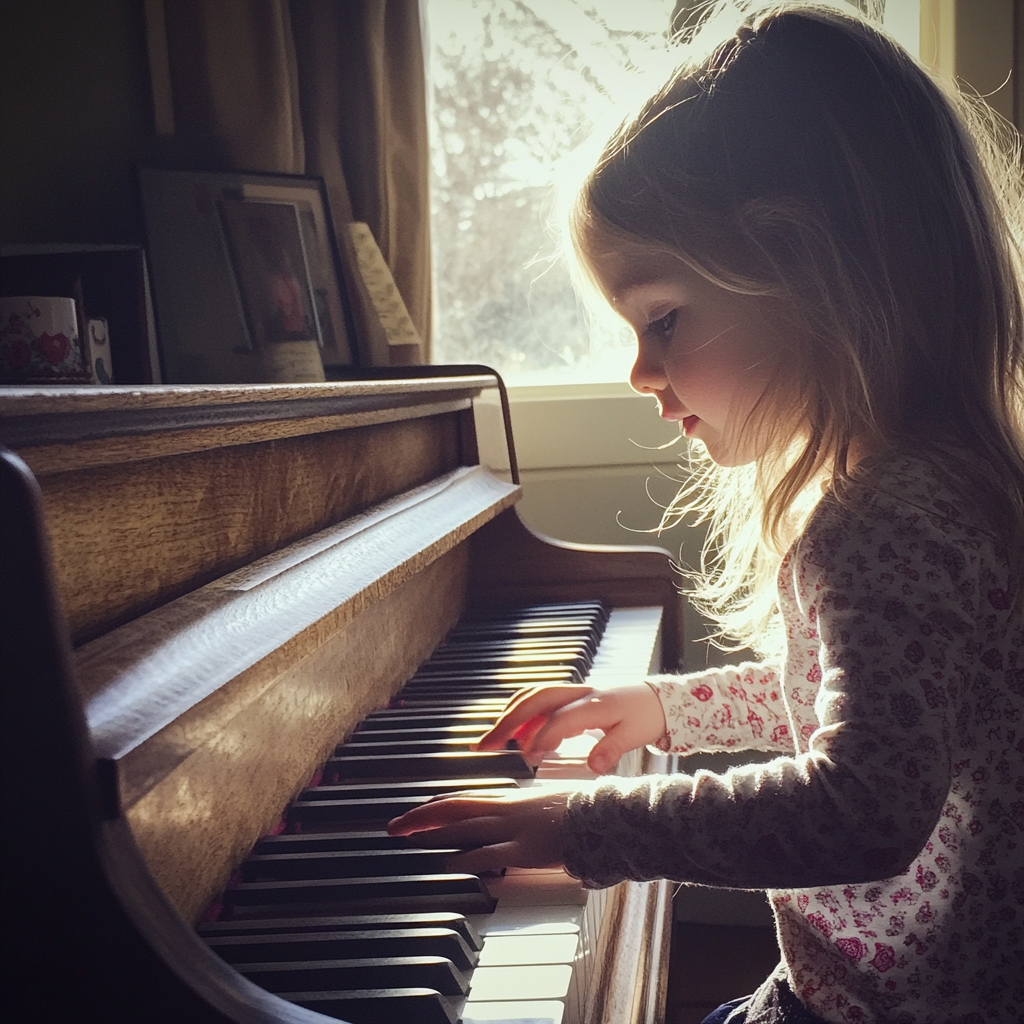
left=467, top=964, right=574, bottom=1001
left=472, top=904, right=583, bottom=937
left=461, top=1000, right=564, bottom=1024
left=484, top=868, right=589, bottom=908
left=476, top=932, right=581, bottom=967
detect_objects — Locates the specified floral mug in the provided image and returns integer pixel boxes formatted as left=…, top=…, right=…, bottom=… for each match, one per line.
left=0, top=296, right=90, bottom=382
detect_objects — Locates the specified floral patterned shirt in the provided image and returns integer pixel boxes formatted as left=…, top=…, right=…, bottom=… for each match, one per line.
left=563, top=450, right=1023, bottom=1022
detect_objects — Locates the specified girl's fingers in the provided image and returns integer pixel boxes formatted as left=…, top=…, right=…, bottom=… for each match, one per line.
left=400, top=815, right=512, bottom=850
left=586, top=725, right=638, bottom=774
left=390, top=790, right=571, bottom=873
left=387, top=795, right=505, bottom=836
left=474, top=685, right=594, bottom=750
left=507, top=713, right=553, bottom=754
left=527, top=696, right=619, bottom=755
left=527, top=685, right=667, bottom=771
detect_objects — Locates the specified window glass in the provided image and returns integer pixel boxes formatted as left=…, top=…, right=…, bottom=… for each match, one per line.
left=426, top=0, right=677, bottom=385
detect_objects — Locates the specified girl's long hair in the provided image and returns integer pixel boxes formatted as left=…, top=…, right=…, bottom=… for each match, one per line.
left=571, top=2, right=1024, bottom=653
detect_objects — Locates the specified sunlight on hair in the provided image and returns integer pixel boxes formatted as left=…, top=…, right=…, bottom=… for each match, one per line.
left=565, top=1, right=1024, bottom=649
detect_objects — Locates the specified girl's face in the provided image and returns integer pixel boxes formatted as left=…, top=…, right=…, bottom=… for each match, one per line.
left=588, top=241, right=788, bottom=467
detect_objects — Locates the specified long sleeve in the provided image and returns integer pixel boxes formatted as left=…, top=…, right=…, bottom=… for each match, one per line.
left=648, top=659, right=791, bottom=755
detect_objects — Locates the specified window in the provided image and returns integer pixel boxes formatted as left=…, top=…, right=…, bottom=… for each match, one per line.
left=425, top=0, right=920, bottom=386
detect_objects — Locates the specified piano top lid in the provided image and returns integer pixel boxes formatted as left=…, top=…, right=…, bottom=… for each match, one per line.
left=0, top=374, right=499, bottom=443
left=0, top=371, right=514, bottom=478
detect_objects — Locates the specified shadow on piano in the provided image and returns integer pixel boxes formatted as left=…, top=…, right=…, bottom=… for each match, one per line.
left=1, top=372, right=681, bottom=1024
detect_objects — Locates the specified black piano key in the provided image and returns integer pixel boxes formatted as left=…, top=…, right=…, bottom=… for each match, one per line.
left=462, top=600, right=608, bottom=622
left=385, top=697, right=511, bottom=710
left=288, top=793, right=507, bottom=825
left=299, top=777, right=519, bottom=798
left=288, top=987, right=460, bottom=1024
left=394, top=684, right=562, bottom=700
left=236, top=955, right=469, bottom=997
left=332, top=738, right=480, bottom=757
left=431, top=645, right=595, bottom=668
left=241, top=848, right=458, bottom=881
left=441, top=629, right=595, bottom=644
left=413, top=650, right=590, bottom=672
left=222, top=873, right=497, bottom=915
left=426, top=638, right=594, bottom=659
left=207, top=927, right=477, bottom=973
left=198, top=912, right=483, bottom=952
left=346, top=725, right=487, bottom=742
left=221, top=888, right=496, bottom=920
left=420, top=655, right=588, bottom=670
left=447, top=616, right=602, bottom=637
left=359, top=711, right=500, bottom=729
left=403, top=667, right=582, bottom=685
left=255, top=832, right=408, bottom=853
left=326, top=749, right=533, bottom=779
left=284, top=796, right=426, bottom=824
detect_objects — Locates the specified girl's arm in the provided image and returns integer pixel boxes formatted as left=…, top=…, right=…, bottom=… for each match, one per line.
left=648, top=660, right=791, bottom=755
left=559, top=494, right=976, bottom=890
left=470, top=658, right=789, bottom=775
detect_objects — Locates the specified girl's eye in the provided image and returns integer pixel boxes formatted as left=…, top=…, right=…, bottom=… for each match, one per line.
left=645, top=308, right=678, bottom=341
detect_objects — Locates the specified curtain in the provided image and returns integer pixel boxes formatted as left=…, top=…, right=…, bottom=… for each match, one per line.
left=155, top=0, right=430, bottom=365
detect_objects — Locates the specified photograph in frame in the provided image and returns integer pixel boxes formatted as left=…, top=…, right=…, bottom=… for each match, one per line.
left=139, top=168, right=358, bottom=383
left=217, top=197, right=320, bottom=348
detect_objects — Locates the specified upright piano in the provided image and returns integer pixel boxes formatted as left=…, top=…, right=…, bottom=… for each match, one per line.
left=1, top=371, right=681, bottom=1024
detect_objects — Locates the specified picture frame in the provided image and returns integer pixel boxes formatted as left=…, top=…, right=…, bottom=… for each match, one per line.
left=139, top=168, right=359, bottom=383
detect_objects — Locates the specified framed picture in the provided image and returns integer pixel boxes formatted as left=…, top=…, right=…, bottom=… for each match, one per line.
left=139, top=169, right=359, bottom=383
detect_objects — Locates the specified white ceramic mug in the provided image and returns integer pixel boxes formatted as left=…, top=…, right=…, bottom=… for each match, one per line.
left=0, top=295, right=88, bottom=381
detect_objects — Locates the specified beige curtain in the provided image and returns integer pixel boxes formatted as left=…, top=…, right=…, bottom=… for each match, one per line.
left=156, top=0, right=431, bottom=364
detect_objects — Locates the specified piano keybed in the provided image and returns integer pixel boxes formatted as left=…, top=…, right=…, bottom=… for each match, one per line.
left=198, top=602, right=665, bottom=1024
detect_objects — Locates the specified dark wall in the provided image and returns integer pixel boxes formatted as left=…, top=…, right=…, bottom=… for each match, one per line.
left=0, top=0, right=153, bottom=245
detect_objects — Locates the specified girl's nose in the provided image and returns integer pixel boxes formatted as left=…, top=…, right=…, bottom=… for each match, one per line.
left=629, top=337, right=668, bottom=396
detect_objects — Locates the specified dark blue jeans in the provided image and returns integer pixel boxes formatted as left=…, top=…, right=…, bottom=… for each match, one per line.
left=700, top=975, right=827, bottom=1023
left=701, top=996, right=751, bottom=1024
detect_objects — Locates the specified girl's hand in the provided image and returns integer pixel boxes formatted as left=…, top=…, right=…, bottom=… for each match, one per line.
left=386, top=789, right=571, bottom=874
left=474, top=682, right=668, bottom=775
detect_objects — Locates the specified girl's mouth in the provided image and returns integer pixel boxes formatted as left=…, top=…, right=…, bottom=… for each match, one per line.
left=682, top=415, right=700, bottom=436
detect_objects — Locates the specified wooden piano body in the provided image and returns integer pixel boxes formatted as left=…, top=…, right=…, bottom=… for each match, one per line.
left=0, top=373, right=681, bottom=1024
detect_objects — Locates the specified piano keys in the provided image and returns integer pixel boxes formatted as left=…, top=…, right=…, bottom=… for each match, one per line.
left=197, top=601, right=669, bottom=1024
left=0, top=374, right=680, bottom=1024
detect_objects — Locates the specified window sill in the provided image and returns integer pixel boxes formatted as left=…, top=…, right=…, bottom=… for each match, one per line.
left=506, top=381, right=684, bottom=471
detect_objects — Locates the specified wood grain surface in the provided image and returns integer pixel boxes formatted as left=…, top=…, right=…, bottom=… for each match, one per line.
left=41, top=414, right=464, bottom=644
left=125, top=546, right=471, bottom=924
left=12, top=397, right=472, bottom=476
left=78, top=466, right=519, bottom=770
left=0, top=377, right=496, bottom=416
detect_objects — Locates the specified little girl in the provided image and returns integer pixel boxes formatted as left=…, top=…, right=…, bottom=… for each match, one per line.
left=390, top=4, right=1024, bottom=1021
